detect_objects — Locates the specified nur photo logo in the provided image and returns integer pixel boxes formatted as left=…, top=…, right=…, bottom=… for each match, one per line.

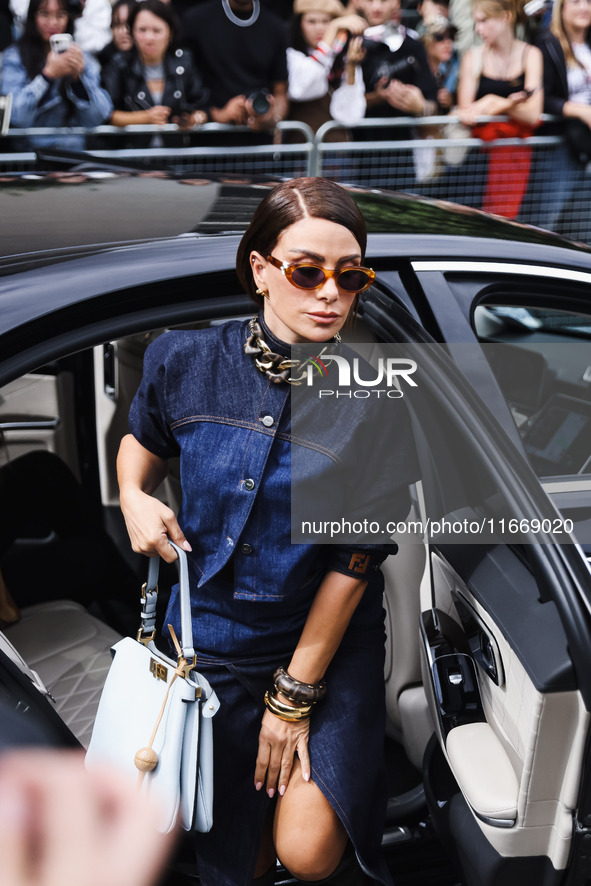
left=302, top=353, right=418, bottom=399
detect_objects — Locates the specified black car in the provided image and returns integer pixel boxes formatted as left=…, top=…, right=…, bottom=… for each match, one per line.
left=2, top=173, right=591, bottom=886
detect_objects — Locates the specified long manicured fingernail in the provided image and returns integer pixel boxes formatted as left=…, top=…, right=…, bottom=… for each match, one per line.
left=255, top=782, right=262, bottom=791
left=182, top=540, right=192, bottom=552
left=267, top=788, right=275, bottom=799
left=279, top=784, right=286, bottom=796
left=303, top=772, right=310, bottom=782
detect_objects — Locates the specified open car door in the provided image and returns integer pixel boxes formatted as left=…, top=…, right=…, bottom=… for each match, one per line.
left=361, top=290, right=591, bottom=886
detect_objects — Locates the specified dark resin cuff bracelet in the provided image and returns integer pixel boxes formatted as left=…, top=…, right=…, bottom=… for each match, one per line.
left=273, top=667, right=327, bottom=705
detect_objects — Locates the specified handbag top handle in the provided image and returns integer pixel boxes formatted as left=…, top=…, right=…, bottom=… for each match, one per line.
left=140, top=541, right=195, bottom=661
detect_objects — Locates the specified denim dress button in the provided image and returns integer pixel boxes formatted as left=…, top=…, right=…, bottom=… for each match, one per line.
left=244, top=478, right=255, bottom=491
left=240, top=543, right=253, bottom=555
left=261, top=415, right=274, bottom=427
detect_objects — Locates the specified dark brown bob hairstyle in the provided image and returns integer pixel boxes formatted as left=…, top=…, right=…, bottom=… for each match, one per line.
left=236, top=178, right=368, bottom=308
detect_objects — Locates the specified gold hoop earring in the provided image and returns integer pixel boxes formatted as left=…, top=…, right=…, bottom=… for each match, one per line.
left=256, top=288, right=270, bottom=299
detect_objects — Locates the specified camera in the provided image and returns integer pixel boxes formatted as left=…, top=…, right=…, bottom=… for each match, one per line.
left=365, top=53, right=421, bottom=90
left=247, top=90, right=271, bottom=116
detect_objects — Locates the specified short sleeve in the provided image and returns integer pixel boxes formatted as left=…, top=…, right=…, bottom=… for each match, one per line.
left=326, top=544, right=397, bottom=579
left=128, top=335, right=181, bottom=460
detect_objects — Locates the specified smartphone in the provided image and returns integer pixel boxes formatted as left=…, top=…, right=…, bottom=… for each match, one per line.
left=49, top=33, right=73, bottom=54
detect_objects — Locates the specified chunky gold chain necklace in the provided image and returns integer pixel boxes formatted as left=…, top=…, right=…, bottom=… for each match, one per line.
left=244, top=317, right=340, bottom=385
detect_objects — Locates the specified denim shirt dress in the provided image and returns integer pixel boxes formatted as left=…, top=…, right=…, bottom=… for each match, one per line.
left=128, top=317, right=419, bottom=886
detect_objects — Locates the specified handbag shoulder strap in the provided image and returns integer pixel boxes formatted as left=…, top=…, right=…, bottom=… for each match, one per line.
left=139, top=541, right=195, bottom=660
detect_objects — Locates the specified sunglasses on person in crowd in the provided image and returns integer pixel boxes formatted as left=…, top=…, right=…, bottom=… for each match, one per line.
left=266, top=256, right=376, bottom=293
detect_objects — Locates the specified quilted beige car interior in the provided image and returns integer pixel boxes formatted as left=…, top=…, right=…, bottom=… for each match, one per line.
left=3, top=601, right=122, bottom=748
left=423, top=550, right=589, bottom=870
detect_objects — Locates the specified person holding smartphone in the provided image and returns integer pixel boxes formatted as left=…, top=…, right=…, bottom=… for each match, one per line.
left=0, top=0, right=112, bottom=150
left=454, top=0, right=543, bottom=218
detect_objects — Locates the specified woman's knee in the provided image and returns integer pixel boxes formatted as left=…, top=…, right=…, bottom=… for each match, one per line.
left=276, top=845, right=340, bottom=882
left=273, top=761, right=348, bottom=880
left=274, top=818, right=347, bottom=881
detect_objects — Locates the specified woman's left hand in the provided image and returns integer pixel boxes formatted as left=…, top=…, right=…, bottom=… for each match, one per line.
left=254, top=710, right=310, bottom=798
left=346, top=35, right=366, bottom=66
left=62, top=45, right=85, bottom=81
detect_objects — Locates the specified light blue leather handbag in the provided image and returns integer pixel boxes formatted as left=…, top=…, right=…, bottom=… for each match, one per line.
left=86, top=541, right=219, bottom=833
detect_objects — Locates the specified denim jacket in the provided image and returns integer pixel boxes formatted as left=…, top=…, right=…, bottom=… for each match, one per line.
left=129, top=318, right=418, bottom=655
left=1, top=44, right=113, bottom=150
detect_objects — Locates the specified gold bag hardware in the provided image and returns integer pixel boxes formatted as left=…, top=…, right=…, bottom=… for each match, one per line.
left=150, top=658, right=168, bottom=682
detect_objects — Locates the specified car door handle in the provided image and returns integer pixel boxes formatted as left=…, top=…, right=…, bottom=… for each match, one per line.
left=432, top=652, right=486, bottom=734
left=0, top=416, right=60, bottom=431
left=479, top=631, right=499, bottom=683
left=103, top=342, right=118, bottom=401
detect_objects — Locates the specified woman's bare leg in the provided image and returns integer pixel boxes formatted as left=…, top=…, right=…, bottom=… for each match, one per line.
left=272, top=758, right=348, bottom=882
left=254, top=805, right=277, bottom=878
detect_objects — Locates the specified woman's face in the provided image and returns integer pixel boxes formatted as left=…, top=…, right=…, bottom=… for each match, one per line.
left=301, top=11, right=332, bottom=49
left=112, top=3, right=133, bottom=52
left=427, top=32, right=454, bottom=63
left=250, top=217, right=362, bottom=345
left=473, top=6, right=512, bottom=43
left=35, top=0, right=69, bottom=43
left=562, top=0, right=591, bottom=35
left=132, top=9, right=171, bottom=64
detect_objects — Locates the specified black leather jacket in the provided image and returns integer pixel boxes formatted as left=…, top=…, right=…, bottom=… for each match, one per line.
left=537, top=30, right=570, bottom=118
left=102, top=47, right=210, bottom=118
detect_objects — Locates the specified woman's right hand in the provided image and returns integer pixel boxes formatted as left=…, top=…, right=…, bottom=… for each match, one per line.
left=119, top=488, right=191, bottom=562
left=117, top=435, right=190, bottom=562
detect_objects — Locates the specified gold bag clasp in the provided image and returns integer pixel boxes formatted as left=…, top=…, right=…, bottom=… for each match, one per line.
left=150, top=658, right=168, bottom=682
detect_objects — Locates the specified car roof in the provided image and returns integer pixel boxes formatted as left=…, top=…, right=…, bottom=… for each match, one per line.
left=3, top=175, right=591, bottom=378
left=2, top=174, right=589, bottom=260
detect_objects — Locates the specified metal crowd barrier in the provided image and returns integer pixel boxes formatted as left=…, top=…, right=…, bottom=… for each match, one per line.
left=2, top=114, right=590, bottom=245
left=312, top=116, right=591, bottom=245
left=0, top=120, right=315, bottom=178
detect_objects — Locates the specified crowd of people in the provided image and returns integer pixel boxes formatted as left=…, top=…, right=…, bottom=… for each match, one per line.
left=0, top=0, right=590, bottom=219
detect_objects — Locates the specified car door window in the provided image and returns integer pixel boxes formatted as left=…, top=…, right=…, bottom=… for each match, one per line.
left=474, top=302, right=591, bottom=480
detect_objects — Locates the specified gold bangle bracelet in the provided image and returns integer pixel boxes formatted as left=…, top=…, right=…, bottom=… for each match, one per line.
left=264, top=690, right=312, bottom=721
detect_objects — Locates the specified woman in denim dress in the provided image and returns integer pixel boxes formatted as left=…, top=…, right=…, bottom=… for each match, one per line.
left=117, top=178, right=418, bottom=886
